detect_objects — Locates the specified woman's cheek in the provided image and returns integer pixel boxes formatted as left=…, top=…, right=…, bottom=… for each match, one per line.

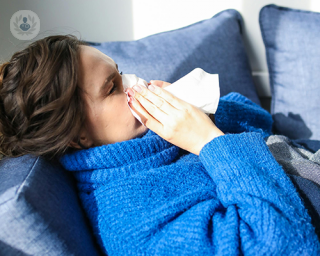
left=115, top=93, right=130, bottom=120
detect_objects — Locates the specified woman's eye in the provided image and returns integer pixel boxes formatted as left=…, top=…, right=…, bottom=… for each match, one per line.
left=109, top=83, right=117, bottom=95
left=120, top=71, right=123, bottom=75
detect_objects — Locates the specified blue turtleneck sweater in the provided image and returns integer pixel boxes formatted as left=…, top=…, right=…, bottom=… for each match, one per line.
left=60, top=93, right=320, bottom=255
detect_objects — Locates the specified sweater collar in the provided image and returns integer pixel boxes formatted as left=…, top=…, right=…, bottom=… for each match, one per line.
left=59, top=130, right=179, bottom=171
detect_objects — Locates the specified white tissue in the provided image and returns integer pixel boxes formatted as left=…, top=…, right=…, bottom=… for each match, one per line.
left=122, top=68, right=220, bottom=125
left=122, top=74, right=149, bottom=123
left=164, top=68, right=220, bottom=114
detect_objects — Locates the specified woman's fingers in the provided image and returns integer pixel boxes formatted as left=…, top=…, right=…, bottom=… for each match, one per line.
left=128, top=95, right=164, bottom=133
left=128, top=83, right=224, bottom=155
left=128, top=86, right=170, bottom=124
left=129, top=85, right=181, bottom=115
left=147, top=84, right=184, bottom=111
left=134, top=86, right=168, bottom=111
left=149, top=80, right=171, bottom=88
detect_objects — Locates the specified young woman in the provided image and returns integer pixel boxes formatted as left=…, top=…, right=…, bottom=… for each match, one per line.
left=0, top=35, right=319, bottom=255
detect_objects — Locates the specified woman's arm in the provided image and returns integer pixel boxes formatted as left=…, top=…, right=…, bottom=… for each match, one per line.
left=129, top=85, right=320, bottom=254
left=215, top=92, right=273, bottom=138
left=200, top=131, right=319, bottom=255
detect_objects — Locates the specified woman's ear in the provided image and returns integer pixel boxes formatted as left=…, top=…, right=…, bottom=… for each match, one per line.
left=68, top=136, right=94, bottom=149
left=68, top=139, right=82, bottom=149
left=68, top=128, right=94, bottom=149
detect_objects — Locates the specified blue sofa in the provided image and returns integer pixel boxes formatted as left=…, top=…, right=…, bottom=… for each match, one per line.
left=0, top=155, right=103, bottom=255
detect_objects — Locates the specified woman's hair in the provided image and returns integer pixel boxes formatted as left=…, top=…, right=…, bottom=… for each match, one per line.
left=0, top=35, right=89, bottom=160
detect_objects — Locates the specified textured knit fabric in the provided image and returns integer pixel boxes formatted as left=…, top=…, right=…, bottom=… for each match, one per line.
left=59, top=93, right=320, bottom=255
left=292, top=139, right=320, bottom=153
left=266, top=135, right=320, bottom=186
left=289, top=174, right=320, bottom=241
left=265, top=135, right=320, bottom=240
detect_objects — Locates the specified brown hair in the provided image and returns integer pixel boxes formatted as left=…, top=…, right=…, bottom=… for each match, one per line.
left=0, top=35, right=89, bottom=160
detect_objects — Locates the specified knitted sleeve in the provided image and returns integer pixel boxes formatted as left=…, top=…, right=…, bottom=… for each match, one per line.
left=199, top=132, right=320, bottom=255
left=215, top=92, right=273, bottom=138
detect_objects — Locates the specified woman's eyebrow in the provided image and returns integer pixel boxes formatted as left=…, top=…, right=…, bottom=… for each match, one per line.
left=99, top=72, right=116, bottom=94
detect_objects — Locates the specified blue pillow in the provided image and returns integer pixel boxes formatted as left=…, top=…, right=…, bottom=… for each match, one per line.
left=260, top=4, right=320, bottom=140
left=88, top=9, right=260, bottom=105
left=0, top=155, right=102, bottom=255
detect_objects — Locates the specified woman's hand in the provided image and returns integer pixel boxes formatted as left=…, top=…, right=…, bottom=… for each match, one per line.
left=148, top=80, right=171, bottom=89
left=126, top=84, right=224, bottom=155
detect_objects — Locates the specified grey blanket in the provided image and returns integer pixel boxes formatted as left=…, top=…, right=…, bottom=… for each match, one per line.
left=266, top=135, right=320, bottom=187
left=266, top=135, right=320, bottom=240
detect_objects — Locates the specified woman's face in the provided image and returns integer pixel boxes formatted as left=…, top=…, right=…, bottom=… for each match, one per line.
left=72, top=45, right=148, bottom=149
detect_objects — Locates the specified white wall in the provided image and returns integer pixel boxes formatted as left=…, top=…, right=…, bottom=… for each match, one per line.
left=1, top=0, right=320, bottom=97
left=0, top=0, right=134, bottom=60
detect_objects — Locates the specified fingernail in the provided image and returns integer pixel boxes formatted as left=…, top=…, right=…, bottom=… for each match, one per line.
left=133, top=85, right=142, bottom=92
left=129, top=96, right=135, bottom=104
left=127, top=88, right=134, bottom=97
left=149, top=84, right=155, bottom=91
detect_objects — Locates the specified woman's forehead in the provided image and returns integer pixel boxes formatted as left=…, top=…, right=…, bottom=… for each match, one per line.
left=77, top=46, right=116, bottom=99
left=80, top=45, right=116, bottom=68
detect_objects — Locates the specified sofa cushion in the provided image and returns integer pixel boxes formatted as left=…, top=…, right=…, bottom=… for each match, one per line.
left=0, top=155, right=102, bottom=255
left=87, top=9, right=260, bottom=105
left=260, top=4, right=320, bottom=140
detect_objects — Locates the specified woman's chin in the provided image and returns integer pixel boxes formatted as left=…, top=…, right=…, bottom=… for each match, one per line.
left=134, top=118, right=148, bottom=136
left=127, top=107, right=149, bottom=138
